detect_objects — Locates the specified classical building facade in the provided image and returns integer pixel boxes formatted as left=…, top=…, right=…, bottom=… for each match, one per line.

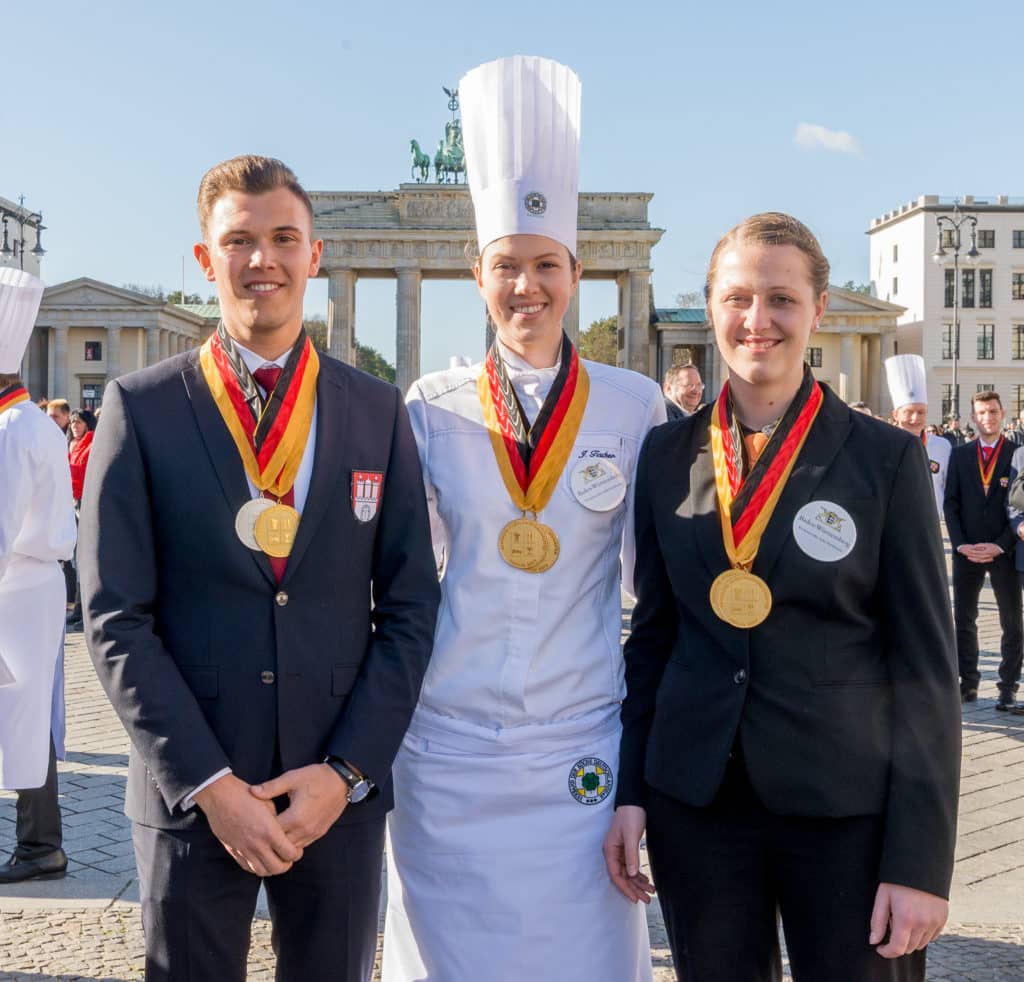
left=869, top=194, right=1024, bottom=418
left=654, top=285, right=903, bottom=413
left=311, top=184, right=664, bottom=393
left=25, top=279, right=210, bottom=407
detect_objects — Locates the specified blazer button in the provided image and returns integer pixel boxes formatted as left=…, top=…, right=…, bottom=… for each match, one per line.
left=261, top=670, right=276, bottom=685
left=734, top=669, right=747, bottom=684
left=275, top=591, right=288, bottom=607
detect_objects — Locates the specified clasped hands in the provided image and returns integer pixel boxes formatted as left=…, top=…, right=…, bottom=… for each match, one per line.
left=603, top=806, right=948, bottom=959
left=958, top=542, right=1003, bottom=563
left=194, top=763, right=349, bottom=876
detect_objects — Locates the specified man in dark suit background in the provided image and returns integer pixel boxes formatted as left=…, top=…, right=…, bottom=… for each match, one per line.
left=944, top=390, right=1022, bottom=710
left=662, top=363, right=704, bottom=422
left=79, top=156, right=440, bottom=981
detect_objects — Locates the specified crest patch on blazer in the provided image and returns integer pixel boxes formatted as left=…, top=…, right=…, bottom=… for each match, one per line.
left=1001, top=476, right=1010, bottom=488
left=352, top=471, right=383, bottom=523
left=568, top=756, right=613, bottom=805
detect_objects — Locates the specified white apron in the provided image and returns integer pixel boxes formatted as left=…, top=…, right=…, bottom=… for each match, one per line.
left=383, top=705, right=652, bottom=982
left=0, top=556, right=65, bottom=788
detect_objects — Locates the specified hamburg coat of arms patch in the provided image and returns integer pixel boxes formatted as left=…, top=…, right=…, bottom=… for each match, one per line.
left=352, top=471, right=383, bottom=523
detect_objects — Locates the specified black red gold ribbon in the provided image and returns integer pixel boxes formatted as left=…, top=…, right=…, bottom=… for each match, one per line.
left=978, top=437, right=1004, bottom=492
left=709, top=368, right=823, bottom=568
left=477, top=333, right=589, bottom=514
left=199, top=323, right=318, bottom=499
left=0, top=383, right=29, bottom=416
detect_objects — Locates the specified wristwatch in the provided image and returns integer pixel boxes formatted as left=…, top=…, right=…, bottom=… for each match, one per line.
left=323, top=756, right=374, bottom=804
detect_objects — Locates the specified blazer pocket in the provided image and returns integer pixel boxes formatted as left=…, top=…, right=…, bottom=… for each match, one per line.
left=180, top=667, right=218, bottom=699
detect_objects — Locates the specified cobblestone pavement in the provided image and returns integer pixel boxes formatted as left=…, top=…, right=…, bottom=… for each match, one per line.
left=3, top=580, right=1023, bottom=980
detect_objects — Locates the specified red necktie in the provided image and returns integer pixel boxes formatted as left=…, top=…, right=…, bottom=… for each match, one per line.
left=253, top=365, right=294, bottom=583
left=981, top=445, right=993, bottom=465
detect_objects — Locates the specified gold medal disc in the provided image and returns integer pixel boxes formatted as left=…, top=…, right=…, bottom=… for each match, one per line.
left=253, top=503, right=301, bottom=559
left=709, top=568, right=772, bottom=628
left=499, top=518, right=559, bottom=573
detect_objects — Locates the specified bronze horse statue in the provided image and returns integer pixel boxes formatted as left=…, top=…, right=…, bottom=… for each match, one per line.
left=409, top=139, right=431, bottom=183
left=433, top=119, right=466, bottom=184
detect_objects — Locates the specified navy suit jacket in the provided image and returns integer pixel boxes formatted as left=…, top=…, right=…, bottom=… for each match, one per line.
left=944, top=439, right=1016, bottom=555
left=1004, top=445, right=1024, bottom=572
left=618, top=386, right=961, bottom=898
left=79, top=348, right=440, bottom=829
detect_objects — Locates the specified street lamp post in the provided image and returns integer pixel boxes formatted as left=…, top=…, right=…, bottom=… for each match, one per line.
left=932, top=201, right=979, bottom=424
left=0, top=195, right=46, bottom=271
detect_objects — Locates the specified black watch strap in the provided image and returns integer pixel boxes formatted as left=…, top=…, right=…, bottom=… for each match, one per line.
left=323, top=756, right=373, bottom=803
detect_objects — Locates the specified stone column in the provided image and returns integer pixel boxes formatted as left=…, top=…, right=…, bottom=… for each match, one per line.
left=106, top=325, right=122, bottom=382
left=327, top=269, right=356, bottom=364
left=53, top=326, right=69, bottom=399
left=145, top=325, right=160, bottom=366
left=866, top=334, right=882, bottom=413
left=395, top=268, right=422, bottom=395
left=563, top=290, right=580, bottom=345
left=159, top=329, right=170, bottom=362
left=626, top=269, right=652, bottom=377
left=617, top=272, right=631, bottom=369
left=839, top=334, right=856, bottom=403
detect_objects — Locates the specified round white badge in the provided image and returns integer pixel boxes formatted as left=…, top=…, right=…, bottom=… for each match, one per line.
left=792, top=500, right=857, bottom=563
left=235, top=497, right=274, bottom=551
left=570, top=458, right=627, bottom=512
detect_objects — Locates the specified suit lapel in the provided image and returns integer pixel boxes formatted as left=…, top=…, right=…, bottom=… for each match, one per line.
left=182, top=352, right=277, bottom=586
left=687, top=418, right=732, bottom=578
left=752, top=387, right=852, bottom=583
left=281, top=364, right=348, bottom=583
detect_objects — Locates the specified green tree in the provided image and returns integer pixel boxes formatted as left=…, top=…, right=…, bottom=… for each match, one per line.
left=841, top=280, right=871, bottom=295
left=303, top=316, right=397, bottom=383
left=122, top=283, right=167, bottom=300
left=578, top=316, right=618, bottom=366
left=167, top=290, right=205, bottom=304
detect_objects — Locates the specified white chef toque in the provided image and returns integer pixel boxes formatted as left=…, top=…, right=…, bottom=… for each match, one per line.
left=0, top=268, right=45, bottom=374
left=460, top=55, right=581, bottom=256
left=885, top=353, right=928, bottom=410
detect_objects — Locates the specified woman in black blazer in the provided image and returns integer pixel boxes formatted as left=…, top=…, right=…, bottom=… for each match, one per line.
left=603, top=213, right=961, bottom=981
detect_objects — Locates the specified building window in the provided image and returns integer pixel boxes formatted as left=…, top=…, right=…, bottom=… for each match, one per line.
left=977, top=229, right=995, bottom=248
left=80, top=382, right=103, bottom=412
left=1014, top=272, right=1024, bottom=300
left=84, top=341, right=103, bottom=362
left=1013, top=325, right=1024, bottom=360
left=962, top=269, right=975, bottom=308
left=892, top=244, right=898, bottom=262
left=892, top=276, right=898, bottom=296
left=1014, top=385, right=1024, bottom=417
left=977, top=382, right=995, bottom=393
left=942, top=229, right=956, bottom=249
left=941, top=384, right=960, bottom=420
left=941, top=323, right=958, bottom=360
left=945, top=268, right=955, bottom=308
left=980, top=268, right=993, bottom=308
left=1014, top=231, right=1024, bottom=248
left=805, top=347, right=823, bottom=367
left=977, top=324, right=995, bottom=360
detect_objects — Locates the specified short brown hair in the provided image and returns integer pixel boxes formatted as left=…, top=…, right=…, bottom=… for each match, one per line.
left=705, top=212, right=830, bottom=300
left=0, top=373, right=20, bottom=389
left=972, top=390, right=1002, bottom=410
left=47, top=398, right=70, bottom=414
left=197, top=155, right=313, bottom=237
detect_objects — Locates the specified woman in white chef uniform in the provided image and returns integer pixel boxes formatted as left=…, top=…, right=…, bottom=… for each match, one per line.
left=382, top=56, right=664, bottom=981
left=0, top=268, right=77, bottom=794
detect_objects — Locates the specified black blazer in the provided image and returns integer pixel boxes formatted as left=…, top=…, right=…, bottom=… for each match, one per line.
left=944, top=439, right=1016, bottom=554
left=79, top=349, right=440, bottom=830
left=618, top=386, right=961, bottom=898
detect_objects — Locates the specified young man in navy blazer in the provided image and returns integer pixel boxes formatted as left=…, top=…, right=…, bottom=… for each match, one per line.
left=79, top=156, right=440, bottom=981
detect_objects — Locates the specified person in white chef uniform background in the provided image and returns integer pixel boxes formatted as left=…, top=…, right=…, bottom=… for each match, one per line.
left=382, top=55, right=665, bottom=982
left=0, top=268, right=77, bottom=883
left=886, top=353, right=950, bottom=517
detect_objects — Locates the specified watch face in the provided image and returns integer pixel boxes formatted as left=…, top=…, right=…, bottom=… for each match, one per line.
left=348, top=780, right=371, bottom=804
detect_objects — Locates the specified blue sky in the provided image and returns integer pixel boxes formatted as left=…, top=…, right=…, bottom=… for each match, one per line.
left=4, top=0, right=1023, bottom=374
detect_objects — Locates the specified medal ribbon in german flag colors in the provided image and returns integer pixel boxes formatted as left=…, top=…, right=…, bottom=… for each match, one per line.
left=0, top=383, right=30, bottom=417
left=709, top=367, right=823, bottom=571
left=477, top=332, right=589, bottom=515
left=199, top=322, right=318, bottom=499
left=978, top=437, right=1004, bottom=493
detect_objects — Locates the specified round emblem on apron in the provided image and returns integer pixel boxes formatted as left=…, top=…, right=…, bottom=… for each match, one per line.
left=568, top=756, right=613, bottom=805
left=570, top=459, right=627, bottom=512
left=524, top=191, right=547, bottom=215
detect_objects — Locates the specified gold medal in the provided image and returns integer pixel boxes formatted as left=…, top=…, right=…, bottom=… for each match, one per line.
left=253, top=503, right=301, bottom=558
left=498, top=518, right=559, bottom=573
left=709, top=568, right=772, bottom=629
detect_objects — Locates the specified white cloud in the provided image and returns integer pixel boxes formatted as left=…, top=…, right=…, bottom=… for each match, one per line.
left=794, top=122, right=861, bottom=155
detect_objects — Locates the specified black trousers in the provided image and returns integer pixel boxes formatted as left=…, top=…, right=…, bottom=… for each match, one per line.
left=953, top=554, right=1023, bottom=692
left=14, top=737, right=62, bottom=857
left=132, top=814, right=385, bottom=982
left=645, top=762, right=926, bottom=982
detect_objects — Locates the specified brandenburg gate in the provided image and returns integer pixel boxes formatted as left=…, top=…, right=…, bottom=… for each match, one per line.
left=311, top=185, right=664, bottom=393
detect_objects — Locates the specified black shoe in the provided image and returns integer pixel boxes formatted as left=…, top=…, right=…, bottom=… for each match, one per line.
left=0, top=849, right=68, bottom=884
left=996, top=691, right=1017, bottom=712
left=961, top=689, right=979, bottom=704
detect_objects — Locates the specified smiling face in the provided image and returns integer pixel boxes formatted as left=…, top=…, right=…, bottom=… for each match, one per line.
left=972, top=398, right=1005, bottom=439
left=474, top=234, right=580, bottom=364
left=194, top=186, right=322, bottom=358
left=708, top=242, right=827, bottom=398
left=893, top=403, right=928, bottom=436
